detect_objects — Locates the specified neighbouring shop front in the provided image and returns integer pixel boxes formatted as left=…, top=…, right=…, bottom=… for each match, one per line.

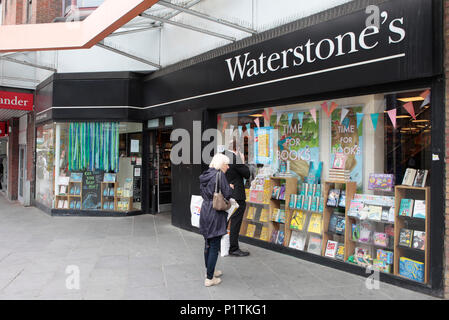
left=140, top=0, right=445, bottom=297
left=32, top=0, right=444, bottom=297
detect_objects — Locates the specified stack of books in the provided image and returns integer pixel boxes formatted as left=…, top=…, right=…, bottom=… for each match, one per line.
left=329, top=169, right=351, bottom=182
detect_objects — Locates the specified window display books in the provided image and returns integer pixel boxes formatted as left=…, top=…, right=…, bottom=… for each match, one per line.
left=289, top=231, right=307, bottom=251
left=399, top=199, right=414, bottom=217
left=413, top=169, right=428, bottom=188
left=103, top=173, right=116, bottom=183
left=308, top=213, right=322, bottom=234
left=399, top=257, right=424, bottom=283
left=270, top=230, right=278, bottom=243
left=290, top=211, right=307, bottom=231
left=399, top=228, right=412, bottom=247
left=412, top=231, right=425, bottom=250
left=245, top=224, right=256, bottom=238
left=368, top=173, right=394, bottom=192
left=335, top=216, right=345, bottom=235
left=338, top=190, right=346, bottom=208
left=348, top=200, right=364, bottom=218
left=377, top=249, right=394, bottom=265
left=352, top=224, right=360, bottom=241
left=260, top=226, right=269, bottom=241
left=326, top=189, right=340, bottom=207
left=325, top=240, right=338, bottom=258
left=335, top=243, right=345, bottom=261
left=332, top=153, right=347, bottom=170
left=359, top=221, right=373, bottom=243
left=328, top=214, right=339, bottom=233
left=412, top=200, right=426, bottom=219
left=367, top=205, right=382, bottom=221
left=402, top=168, right=417, bottom=186
left=373, top=232, right=388, bottom=247
left=247, top=207, right=256, bottom=220
left=259, top=208, right=269, bottom=223
left=276, top=231, right=285, bottom=245
left=307, top=235, right=322, bottom=255
left=373, top=259, right=391, bottom=273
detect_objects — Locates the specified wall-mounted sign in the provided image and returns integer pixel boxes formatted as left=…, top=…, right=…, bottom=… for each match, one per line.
left=148, top=119, right=159, bottom=128
left=0, top=91, right=33, bottom=111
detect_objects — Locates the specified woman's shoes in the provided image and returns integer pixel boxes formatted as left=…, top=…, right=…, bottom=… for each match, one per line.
left=205, top=270, right=223, bottom=278
left=204, top=277, right=222, bottom=287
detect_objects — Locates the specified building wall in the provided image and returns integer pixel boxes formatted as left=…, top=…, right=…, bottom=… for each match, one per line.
left=445, top=0, right=449, bottom=300
left=1, top=0, right=61, bottom=25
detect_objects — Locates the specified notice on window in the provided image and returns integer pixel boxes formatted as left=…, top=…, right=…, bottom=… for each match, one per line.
left=130, top=140, right=139, bottom=153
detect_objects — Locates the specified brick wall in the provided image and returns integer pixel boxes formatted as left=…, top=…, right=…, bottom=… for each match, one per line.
left=7, top=118, right=19, bottom=201
left=1, top=0, right=61, bottom=25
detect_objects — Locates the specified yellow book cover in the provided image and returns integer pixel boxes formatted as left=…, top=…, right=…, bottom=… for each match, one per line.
left=246, top=207, right=255, bottom=220
left=246, top=224, right=256, bottom=238
left=290, top=211, right=306, bottom=231
left=259, top=226, right=269, bottom=241
left=259, top=209, right=269, bottom=223
left=308, top=213, right=323, bottom=234
left=271, top=209, right=279, bottom=221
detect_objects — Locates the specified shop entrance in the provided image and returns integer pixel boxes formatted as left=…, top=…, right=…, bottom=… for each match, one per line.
left=148, top=127, right=173, bottom=214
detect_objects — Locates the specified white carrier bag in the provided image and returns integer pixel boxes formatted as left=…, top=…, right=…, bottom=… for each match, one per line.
left=190, top=195, right=203, bottom=228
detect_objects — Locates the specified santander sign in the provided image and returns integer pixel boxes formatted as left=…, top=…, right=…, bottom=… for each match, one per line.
left=0, top=90, right=33, bottom=111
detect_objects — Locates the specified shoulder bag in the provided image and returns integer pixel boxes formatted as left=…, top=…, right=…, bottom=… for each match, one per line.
left=213, top=172, right=231, bottom=211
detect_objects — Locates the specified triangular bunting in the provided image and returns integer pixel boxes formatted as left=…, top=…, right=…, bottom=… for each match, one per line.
left=276, top=113, right=283, bottom=125
left=321, top=102, right=329, bottom=117
left=370, top=113, right=379, bottom=131
left=356, top=113, right=364, bottom=128
left=245, top=123, right=251, bottom=134
left=387, top=109, right=397, bottom=129
left=288, top=113, right=293, bottom=127
left=222, top=121, right=228, bottom=133
left=310, top=108, right=317, bottom=124
left=238, top=126, right=243, bottom=137
left=342, top=117, right=350, bottom=128
left=340, top=108, right=349, bottom=125
left=298, top=112, right=304, bottom=128
left=217, top=115, right=222, bottom=123
left=420, top=90, right=431, bottom=109
left=254, top=118, right=260, bottom=128
left=403, top=102, right=416, bottom=120
left=329, top=102, right=338, bottom=116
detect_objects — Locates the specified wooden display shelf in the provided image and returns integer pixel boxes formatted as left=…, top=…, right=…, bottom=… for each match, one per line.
left=101, top=182, right=117, bottom=211
left=394, top=185, right=430, bottom=284
left=67, top=181, right=82, bottom=210
left=322, top=181, right=357, bottom=261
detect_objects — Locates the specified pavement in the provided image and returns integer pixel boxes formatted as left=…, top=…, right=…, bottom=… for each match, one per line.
left=0, top=195, right=438, bottom=300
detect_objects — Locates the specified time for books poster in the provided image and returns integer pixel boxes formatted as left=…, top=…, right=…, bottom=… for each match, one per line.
left=330, top=106, right=364, bottom=191
left=270, top=110, right=320, bottom=179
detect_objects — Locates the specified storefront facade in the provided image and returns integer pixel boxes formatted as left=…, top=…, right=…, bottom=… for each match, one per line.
left=33, top=0, right=445, bottom=296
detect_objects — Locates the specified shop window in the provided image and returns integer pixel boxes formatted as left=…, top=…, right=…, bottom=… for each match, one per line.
left=217, top=88, right=432, bottom=283
left=39, top=121, right=143, bottom=212
left=36, top=124, right=55, bottom=208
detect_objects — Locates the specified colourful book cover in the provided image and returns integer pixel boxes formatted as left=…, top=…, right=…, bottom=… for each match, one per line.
left=373, top=232, right=388, bottom=247
left=303, top=197, right=310, bottom=211
left=368, top=173, right=394, bottom=192
left=326, top=189, right=340, bottom=207
left=335, top=216, right=346, bottom=235
left=245, top=224, right=256, bottom=238
left=270, top=230, right=278, bottom=243
left=368, top=205, right=382, bottom=221
left=307, top=235, right=322, bottom=255
left=399, top=199, right=414, bottom=217
left=328, top=214, right=338, bottom=233
left=348, top=200, right=364, bottom=218
left=276, top=231, right=285, bottom=245
left=359, top=221, right=373, bottom=243
left=352, top=224, right=360, bottom=241
left=335, top=243, right=345, bottom=261
left=412, top=200, right=426, bottom=219
left=324, top=240, right=338, bottom=258
left=412, top=231, right=425, bottom=250
left=399, top=257, right=424, bottom=283
left=259, top=208, right=269, bottom=223
left=399, top=228, right=413, bottom=247
left=296, top=195, right=303, bottom=209
left=376, top=249, right=394, bottom=264
left=290, top=211, right=306, bottom=231
left=308, top=213, right=322, bottom=234
left=338, top=190, right=346, bottom=208
left=246, top=207, right=255, bottom=220
left=259, top=226, right=269, bottom=241
left=289, top=231, right=307, bottom=251
left=373, top=259, right=391, bottom=273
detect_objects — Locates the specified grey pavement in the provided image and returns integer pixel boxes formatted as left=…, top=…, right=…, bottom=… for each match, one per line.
left=0, top=195, right=438, bottom=300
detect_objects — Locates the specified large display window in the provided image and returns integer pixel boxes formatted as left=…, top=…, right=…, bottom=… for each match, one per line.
left=36, top=121, right=143, bottom=212
left=218, top=88, right=432, bottom=284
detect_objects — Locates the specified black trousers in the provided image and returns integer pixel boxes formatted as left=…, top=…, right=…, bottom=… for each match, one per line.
left=229, top=200, right=246, bottom=253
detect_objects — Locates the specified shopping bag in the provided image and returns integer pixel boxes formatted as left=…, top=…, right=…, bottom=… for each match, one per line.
left=190, top=195, right=203, bottom=228
left=226, top=199, right=239, bottom=221
left=220, top=233, right=230, bottom=257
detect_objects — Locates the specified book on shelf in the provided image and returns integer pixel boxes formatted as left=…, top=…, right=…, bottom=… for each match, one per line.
left=308, top=213, right=322, bottom=234
left=63, top=200, right=69, bottom=209
left=373, top=232, right=388, bottom=247
left=352, top=224, right=360, bottom=241
left=332, top=153, right=347, bottom=170
left=326, top=189, right=340, bottom=207
left=373, top=259, right=391, bottom=273
left=413, top=169, right=428, bottom=188
left=338, top=190, right=346, bottom=208
left=399, top=257, right=424, bottom=283
left=399, top=199, right=414, bottom=217
left=335, top=216, right=345, bottom=235
left=381, top=207, right=390, bottom=221
left=246, top=207, right=256, bottom=220
left=377, top=249, right=394, bottom=265
left=335, top=243, right=345, bottom=261
left=307, top=235, right=322, bottom=255
left=270, top=230, right=279, bottom=243
left=259, top=226, right=269, bottom=241
left=324, top=240, right=338, bottom=258
left=402, top=168, right=417, bottom=186
left=259, top=208, right=269, bottom=223
left=295, top=195, right=303, bottom=210
left=355, top=247, right=373, bottom=266
left=245, top=224, right=256, bottom=238
left=276, top=231, right=285, bottom=245
left=348, top=199, right=364, bottom=218
left=412, top=200, right=426, bottom=219
left=367, top=205, right=382, bottom=221
left=359, top=221, right=373, bottom=243
left=412, top=231, right=425, bottom=250
left=398, top=228, right=413, bottom=247
left=384, top=224, right=395, bottom=237
left=315, top=185, right=321, bottom=198
left=289, top=194, right=296, bottom=209
left=310, top=197, right=318, bottom=212
left=328, top=214, right=338, bottom=233
left=290, top=211, right=307, bottom=231
left=303, top=197, right=310, bottom=211
left=368, top=173, right=394, bottom=192
left=289, top=231, right=307, bottom=251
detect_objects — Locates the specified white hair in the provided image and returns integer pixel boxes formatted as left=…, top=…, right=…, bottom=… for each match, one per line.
left=209, top=153, right=230, bottom=170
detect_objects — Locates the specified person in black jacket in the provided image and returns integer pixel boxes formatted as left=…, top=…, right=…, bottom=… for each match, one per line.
left=224, top=141, right=251, bottom=257
left=199, top=153, right=234, bottom=287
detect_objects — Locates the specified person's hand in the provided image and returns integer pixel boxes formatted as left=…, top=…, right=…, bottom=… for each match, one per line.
left=230, top=184, right=235, bottom=189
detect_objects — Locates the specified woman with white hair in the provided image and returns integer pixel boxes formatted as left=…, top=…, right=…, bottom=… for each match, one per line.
left=199, top=153, right=234, bottom=287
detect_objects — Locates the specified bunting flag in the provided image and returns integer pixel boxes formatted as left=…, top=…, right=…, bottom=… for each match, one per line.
left=288, top=113, right=293, bottom=127
left=298, top=112, right=304, bottom=127
left=264, top=108, right=273, bottom=122
left=276, top=113, right=283, bottom=125
left=329, top=102, right=338, bottom=116
left=310, top=108, right=317, bottom=123
left=238, top=126, right=243, bottom=137
left=340, top=108, right=349, bottom=125
left=420, top=89, right=431, bottom=108
left=217, top=115, right=222, bottom=123
left=229, top=125, right=234, bottom=138
left=254, top=118, right=260, bottom=128
left=387, top=109, right=397, bottom=129
left=370, top=113, right=379, bottom=131
left=321, top=102, right=329, bottom=117
left=222, top=121, right=228, bottom=133
left=245, top=123, right=251, bottom=135
left=342, top=117, right=350, bottom=128
left=403, top=102, right=416, bottom=120
left=356, top=113, right=364, bottom=128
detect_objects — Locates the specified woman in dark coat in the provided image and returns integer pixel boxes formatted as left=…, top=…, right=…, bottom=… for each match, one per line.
left=199, top=153, right=233, bottom=287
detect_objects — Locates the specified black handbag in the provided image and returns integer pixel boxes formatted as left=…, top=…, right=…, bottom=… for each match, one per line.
left=213, top=172, right=231, bottom=211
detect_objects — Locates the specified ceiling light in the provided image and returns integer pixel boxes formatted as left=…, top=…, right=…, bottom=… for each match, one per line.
left=397, top=97, right=425, bottom=102
left=249, top=114, right=263, bottom=117
left=396, top=115, right=411, bottom=119
left=412, top=120, right=430, bottom=123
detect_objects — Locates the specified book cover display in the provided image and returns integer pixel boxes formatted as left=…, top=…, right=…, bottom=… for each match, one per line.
left=325, top=240, right=338, bottom=258
left=399, top=257, right=424, bottom=283
left=327, top=189, right=341, bottom=207
left=289, top=231, right=307, bottom=251
left=412, top=200, right=426, bottom=219
left=308, top=213, right=322, bottom=234
left=290, top=210, right=307, bottom=231
left=412, top=231, right=425, bottom=250
left=399, top=229, right=412, bottom=247
left=335, top=243, right=345, bottom=261
left=368, top=173, right=394, bottom=192
left=260, top=226, right=269, bottom=241
left=335, top=216, right=345, bottom=235
left=307, top=235, right=322, bottom=255
left=399, top=199, right=414, bottom=217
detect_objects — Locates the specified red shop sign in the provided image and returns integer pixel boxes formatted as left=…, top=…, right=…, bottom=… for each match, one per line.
left=0, top=122, right=5, bottom=137
left=0, top=90, right=33, bottom=111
